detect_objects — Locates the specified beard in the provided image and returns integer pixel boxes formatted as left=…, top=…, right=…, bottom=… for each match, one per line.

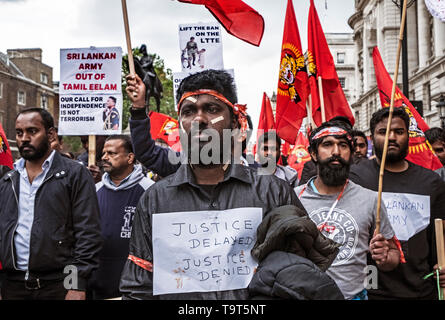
left=374, top=139, right=409, bottom=163
left=318, top=155, right=351, bottom=187
left=19, top=138, right=50, bottom=161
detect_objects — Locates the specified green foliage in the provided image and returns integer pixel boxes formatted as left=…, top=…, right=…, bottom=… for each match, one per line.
left=121, top=47, right=176, bottom=130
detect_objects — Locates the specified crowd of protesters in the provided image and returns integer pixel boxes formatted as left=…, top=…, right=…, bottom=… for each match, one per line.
left=0, top=69, right=444, bottom=300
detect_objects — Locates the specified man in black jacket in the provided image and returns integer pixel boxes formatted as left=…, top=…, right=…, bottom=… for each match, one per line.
left=120, top=69, right=304, bottom=300
left=0, top=108, right=102, bottom=300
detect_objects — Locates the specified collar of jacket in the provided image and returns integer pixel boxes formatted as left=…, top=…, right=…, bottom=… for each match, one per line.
left=3, top=151, right=70, bottom=183
left=167, top=163, right=253, bottom=188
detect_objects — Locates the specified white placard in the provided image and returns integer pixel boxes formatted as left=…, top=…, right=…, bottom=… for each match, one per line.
left=59, top=47, right=122, bottom=135
left=152, top=207, right=262, bottom=296
left=382, top=192, right=431, bottom=241
left=179, top=22, right=224, bottom=73
left=425, top=0, right=445, bottom=22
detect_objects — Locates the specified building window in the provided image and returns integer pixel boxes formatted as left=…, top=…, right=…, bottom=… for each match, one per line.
left=339, top=77, right=346, bottom=89
left=423, top=83, right=431, bottom=112
left=40, top=73, right=48, bottom=84
left=0, top=82, right=3, bottom=99
left=17, top=90, right=26, bottom=106
left=337, top=52, right=345, bottom=64
left=41, top=94, right=48, bottom=109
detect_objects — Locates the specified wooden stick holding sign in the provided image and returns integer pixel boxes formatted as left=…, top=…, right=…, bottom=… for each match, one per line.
left=88, top=135, right=96, bottom=167
left=435, top=219, right=445, bottom=299
left=375, top=0, right=408, bottom=233
left=121, top=0, right=135, bottom=76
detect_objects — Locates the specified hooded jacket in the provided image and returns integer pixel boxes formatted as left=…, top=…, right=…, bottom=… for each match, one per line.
left=248, top=205, right=343, bottom=300
left=89, top=164, right=154, bottom=299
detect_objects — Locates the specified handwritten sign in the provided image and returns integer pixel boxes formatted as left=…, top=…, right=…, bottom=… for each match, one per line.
left=152, top=207, right=262, bottom=296
left=382, top=192, right=430, bottom=241
left=59, top=47, right=122, bottom=135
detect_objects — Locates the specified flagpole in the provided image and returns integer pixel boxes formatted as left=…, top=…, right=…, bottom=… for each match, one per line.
left=435, top=219, right=445, bottom=300
left=375, top=0, right=408, bottom=234
left=318, top=76, right=326, bottom=123
left=307, top=94, right=317, bottom=130
left=121, top=0, right=135, bottom=76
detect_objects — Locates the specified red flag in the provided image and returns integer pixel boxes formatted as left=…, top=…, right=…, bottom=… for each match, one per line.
left=178, top=0, right=264, bottom=46
left=287, top=131, right=311, bottom=180
left=257, top=92, right=275, bottom=132
left=0, top=123, right=13, bottom=169
left=148, top=111, right=181, bottom=152
left=372, top=46, right=442, bottom=171
left=307, top=0, right=354, bottom=127
left=275, top=0, right=309, bottom=144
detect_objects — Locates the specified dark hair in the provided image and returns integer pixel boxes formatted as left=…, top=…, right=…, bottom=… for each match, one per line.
left=370, top=107, right=410, bottom=136
left=242, top=114, right=253, bottom=153
left=351, top=129, right=368, bottom=147
left=329, top=116, right=353, bottom=130
left=176, top=69, right=238, bottom=105
left=16, top=108, right=54, bottom=131
left=309, top=120, right=353, bottom=156
left=257, top=130, right=281, bottom=151
left=105, top=135, right=133, bottom=154
left=108, top=96, right=117, bottom=104
left=425, top=127, right=445, bottom=144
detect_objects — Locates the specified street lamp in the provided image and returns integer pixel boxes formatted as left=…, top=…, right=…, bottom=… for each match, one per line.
left=438, top=95, right=445, bottom=129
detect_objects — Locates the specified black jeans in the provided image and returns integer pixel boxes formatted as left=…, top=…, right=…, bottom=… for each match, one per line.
left=1, top=278, right=67, bottom=300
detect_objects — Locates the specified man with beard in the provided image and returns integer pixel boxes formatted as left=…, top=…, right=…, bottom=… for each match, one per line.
left=88, top=135, right=154, bottom=299
left=257, top=131, right=298, bottom=187
left=294, top=120, right=400, bottom=300
left=349, top=107, right=445, bottom=300
left=119, top=69, right=304, bottom=299
left=0, top=108, right=102, bottom=300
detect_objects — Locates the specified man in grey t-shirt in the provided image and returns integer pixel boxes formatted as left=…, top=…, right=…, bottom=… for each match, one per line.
left=294, top=121, right=400, bottom=300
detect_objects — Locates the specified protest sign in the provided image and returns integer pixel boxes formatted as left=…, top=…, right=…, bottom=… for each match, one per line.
left=152, top=207, right=262, bottom=296
left=382, top=192, right=430, bottom=241
left=179, top=22, right=224, bottom=73
left=59, top=47, right=123, bottom=135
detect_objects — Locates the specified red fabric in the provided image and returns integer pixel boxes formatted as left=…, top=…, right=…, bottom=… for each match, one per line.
left=307, top=0, right=354, bottom=127
left=178, top=0, right=264, bottom=46
left=148, top=111, right=181, bottom=152
left=372, top=47, right=443, bottom=171
left=0, top=123, right=13, bottom=169
left=258, top=92, right=276, bottom=133
left=287, top=131, right=311, bottom=180
left=275, top=0, right=309, bottom=144
left=128, top=255, right=153, bottom=272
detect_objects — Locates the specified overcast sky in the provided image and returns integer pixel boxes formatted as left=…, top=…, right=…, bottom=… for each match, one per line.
left=0, top=0, right=355, bottom=132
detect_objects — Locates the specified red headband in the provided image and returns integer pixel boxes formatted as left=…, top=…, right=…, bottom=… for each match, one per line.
left=312, top=127, right=352, bottom=142
left=177, top=89, right=249, bottom=134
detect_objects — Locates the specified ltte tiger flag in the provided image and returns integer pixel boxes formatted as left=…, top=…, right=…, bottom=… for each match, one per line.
left=307, top=0, right=354, bottom=127
left=275, top=0, right=309, bottom=144
left=0, top=123, right=13, bottom=169
left=372, top=46, right=442, bottom=171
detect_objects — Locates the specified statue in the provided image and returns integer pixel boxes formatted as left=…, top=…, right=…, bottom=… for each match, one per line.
left=132, top=44, right=163, bottom=113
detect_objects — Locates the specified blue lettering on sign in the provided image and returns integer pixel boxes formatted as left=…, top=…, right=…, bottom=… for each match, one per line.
left=387, top=214, right=408, bottom=226
left=385, top=200, right=424, bottom=211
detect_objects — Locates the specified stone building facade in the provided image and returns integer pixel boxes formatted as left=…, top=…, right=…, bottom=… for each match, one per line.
left=0, top=48, right=58, bottom=156
left=348, top=0, right=445, bottom=133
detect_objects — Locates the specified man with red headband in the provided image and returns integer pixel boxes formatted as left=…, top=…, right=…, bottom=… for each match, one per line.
left=294, top=120, right=400, bottom=300
left=125, top=71, right=257, bottom=179
left=120, top=69, right=305, bottom=299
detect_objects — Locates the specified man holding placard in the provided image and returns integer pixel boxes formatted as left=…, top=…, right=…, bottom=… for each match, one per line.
left=350, top=107, right=445, bottom=300
left=120, top=69, right=304, bottom=299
